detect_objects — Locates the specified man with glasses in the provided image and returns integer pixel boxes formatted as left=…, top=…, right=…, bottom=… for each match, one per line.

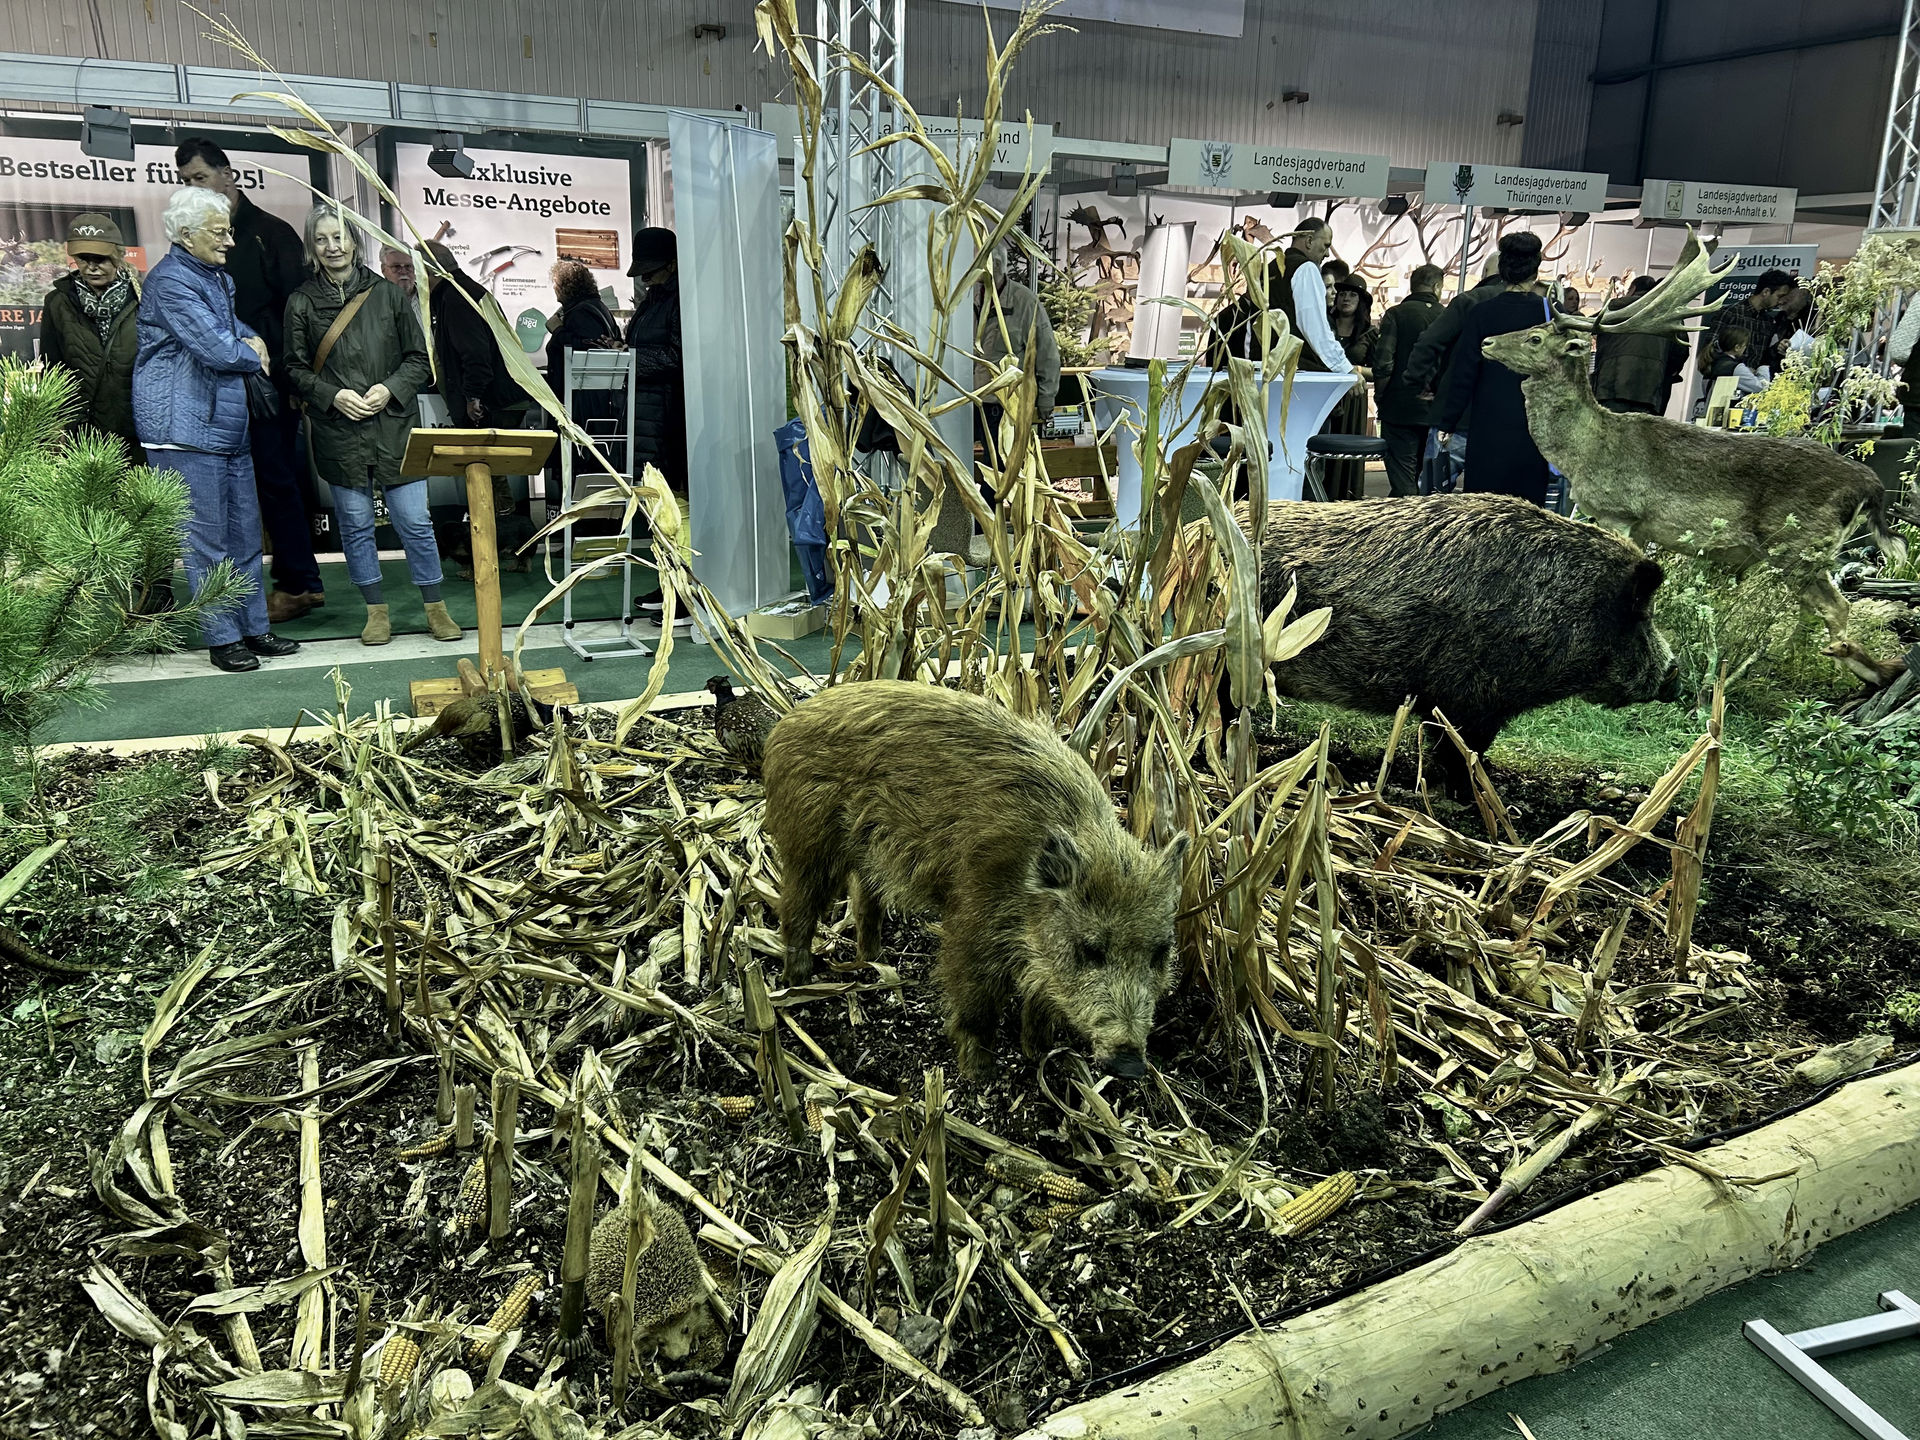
left=177, top=136, right=324, bottom=623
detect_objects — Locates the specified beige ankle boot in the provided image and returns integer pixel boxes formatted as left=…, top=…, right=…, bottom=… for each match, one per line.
left=424, top=600, right=463, bottom=642
left=361, top=603, right=392, bottom=646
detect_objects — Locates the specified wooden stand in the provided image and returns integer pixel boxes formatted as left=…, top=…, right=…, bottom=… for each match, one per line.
left=397, top=429, right=577, bottom=717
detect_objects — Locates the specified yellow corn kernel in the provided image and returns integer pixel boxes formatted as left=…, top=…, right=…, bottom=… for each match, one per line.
left=398, top=1130, right=455, bottom=1160
left=468, top=1271, right=542, bottom=1362
left=453, top=1155, right=487, bottom=1233
left=1038, top=1201, right=1085, bottom=1225
left=717, top=1096, right=756, bottom=1120
left=1274, top=1170, right=1356, bottom=1237
left=378, top=1333, right=419, bottom=1386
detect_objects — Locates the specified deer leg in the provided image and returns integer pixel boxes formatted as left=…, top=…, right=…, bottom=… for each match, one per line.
left=1800, top=573, right=1852, bottom=640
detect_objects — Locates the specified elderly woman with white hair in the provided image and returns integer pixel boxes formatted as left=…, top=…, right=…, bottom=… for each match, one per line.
left=133, top=186, right=300, bottom=672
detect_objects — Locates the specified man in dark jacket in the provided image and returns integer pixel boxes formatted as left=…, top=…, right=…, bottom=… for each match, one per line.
left=1402, top=256, right=1504, bottom=398
left=1370, top=264, right=1445, bottom=496
left=178, top=136, right=323, bottom=622
left=1434, top=232, right=1553, bottom=505
left=624, top=227, right=687, bottom=493
left=38, top=212, right=143, bottom=460
left=1592, top=275, right=1688, bottom=416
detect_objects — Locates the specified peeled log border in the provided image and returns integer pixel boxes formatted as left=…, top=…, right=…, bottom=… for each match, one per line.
left=1020, top=1060, right=1920, bottom=1440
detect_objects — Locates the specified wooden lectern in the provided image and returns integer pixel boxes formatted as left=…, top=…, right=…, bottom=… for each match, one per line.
left=397, top=428, right=578, bottom=717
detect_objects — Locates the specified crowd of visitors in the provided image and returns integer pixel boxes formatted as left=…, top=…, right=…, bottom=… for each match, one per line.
left=37, top=139, right=690, bottom=671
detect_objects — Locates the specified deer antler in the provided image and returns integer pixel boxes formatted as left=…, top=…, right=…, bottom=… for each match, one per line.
left=1558, top=227, right=1737, bottom=334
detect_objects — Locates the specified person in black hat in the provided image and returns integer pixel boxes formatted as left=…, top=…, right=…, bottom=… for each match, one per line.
left=624, top=227, right=685, bottom=613
left=39, top=213, right=144, bottom=461
left=1319, top=273, right=1378, bottom=501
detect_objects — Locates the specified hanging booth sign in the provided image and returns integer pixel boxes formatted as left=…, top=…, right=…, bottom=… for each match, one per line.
left=925, top=0, right=1244, bottom=37
left=1640, top=179, right=1797, bottom=226
left=0, top=133, right=312, bottom=360
left=1168, top=138, right=1389, bottom=197
left=394, top=141, right=633, bottom=362
left=760, top=103, right=1050, bottom=176
left=1422, top=161, right=1609, bottom=212
left=1702, top=243, right=1820, bottom=304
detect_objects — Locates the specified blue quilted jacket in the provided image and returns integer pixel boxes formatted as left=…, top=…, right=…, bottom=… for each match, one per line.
left=133, top=245, right=262, bottom=455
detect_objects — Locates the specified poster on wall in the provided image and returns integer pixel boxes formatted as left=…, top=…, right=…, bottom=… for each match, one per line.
left=0, top=134, right=313, bottom=359
left=1702, top=243, right=1819, bottom=304
left=1168, top=138, right=1389, bottom=198
left=394, top=142, right=633, bottom=364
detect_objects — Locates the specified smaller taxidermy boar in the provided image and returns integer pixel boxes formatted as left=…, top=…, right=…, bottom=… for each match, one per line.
left=1244, top=495, right=1679, bottom=762
left=761, top=681, right=1190, bottom=1080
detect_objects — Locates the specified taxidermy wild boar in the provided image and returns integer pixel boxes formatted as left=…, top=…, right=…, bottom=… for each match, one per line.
left=761, top=680, right=1190, bottom=1081
left=1245, top=495, right=1679, bottom=763
left=1480, top=230, right=1900, bottom=638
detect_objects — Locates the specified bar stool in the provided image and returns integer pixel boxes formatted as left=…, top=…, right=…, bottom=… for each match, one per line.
left=1303, top=433, right=1388, bottom=502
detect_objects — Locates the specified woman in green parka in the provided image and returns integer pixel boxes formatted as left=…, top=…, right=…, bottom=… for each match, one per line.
left=285, top=204, right=459, bottom=646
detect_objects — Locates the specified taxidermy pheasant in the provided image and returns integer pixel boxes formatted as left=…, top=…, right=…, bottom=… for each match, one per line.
left=403, top=691, right=556, bottom=764
left=706, top=676, right=778, bottom=770
left=1479, top=228, right=1902, bottom=641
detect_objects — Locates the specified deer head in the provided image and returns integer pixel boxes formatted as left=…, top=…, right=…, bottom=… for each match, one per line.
left=1480, top=227, right=1738, bottom=376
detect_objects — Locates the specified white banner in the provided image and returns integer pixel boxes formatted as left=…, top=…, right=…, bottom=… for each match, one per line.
left=925, top=0, right=1243, bottom=36
left=394, top=142, right=633, bottom=362
left=0, top=134, right=313, bottom=359
left=1704, top=243, right=1819, bottom=303
left=1168, top=138, right=1389, bottom=198
left=760, top=103, right=1050, bottom=175
left=1423, top=161, right=1609, bottom=213
left=1640, top=179, right=1797, bottom=225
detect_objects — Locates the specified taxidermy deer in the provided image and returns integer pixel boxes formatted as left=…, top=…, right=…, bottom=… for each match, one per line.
left=1481, top=230, right=1902, bottom=638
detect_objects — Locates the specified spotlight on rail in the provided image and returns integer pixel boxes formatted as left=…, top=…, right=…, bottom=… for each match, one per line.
left=81, top=106, right=135, bottom=162
left=1267, top=192, right=1300, bottom=210
left=427, top=132, right=475, bottom=180
left=1108, top=163, right=1138, bottom=198
left=1379, top=195, right=1411, bottom=217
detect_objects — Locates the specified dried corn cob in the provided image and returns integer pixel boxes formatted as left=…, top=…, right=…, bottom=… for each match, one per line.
left=1273, top=1171, right=1356, bottom=1238
left=987, top=1155, right=1093, bottom=1204
left=452, top=1155, right=487, bottom=1233
left=467, top=1271, right=542, bottom=1362
left=398, top=1129, right=455, bottom=1160
left=804, top=1095, right=822, bottom=1132
left=716, top=1096, right=756, bottom=1120
left=1037, top=1201, right=1086, bottom=1226
left=378, top=1332, right=419, bottom=1386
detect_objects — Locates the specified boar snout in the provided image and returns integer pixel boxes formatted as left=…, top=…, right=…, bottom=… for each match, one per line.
left=1104, top=1050, right=1147, bottom=1079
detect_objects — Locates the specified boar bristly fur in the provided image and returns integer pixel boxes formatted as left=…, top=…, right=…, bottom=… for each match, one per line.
left=1246, top=495, right=1679, bottom=762
left=761, top=681, right=1190, bottom=1080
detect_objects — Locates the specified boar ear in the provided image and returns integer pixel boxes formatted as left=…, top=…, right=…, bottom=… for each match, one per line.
left=1160, top=832, right=1192, bottom=879
left=1626, top=559, right=1664, bottom=618
left=1034, top=830, right=1086, bottom=892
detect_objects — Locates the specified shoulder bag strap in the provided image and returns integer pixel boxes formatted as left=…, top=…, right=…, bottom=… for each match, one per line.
left=311, top=288, right=374, bottom=380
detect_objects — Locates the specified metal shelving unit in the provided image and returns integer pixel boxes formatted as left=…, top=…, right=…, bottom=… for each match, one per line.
left=553, top=346, right=651, bottom=662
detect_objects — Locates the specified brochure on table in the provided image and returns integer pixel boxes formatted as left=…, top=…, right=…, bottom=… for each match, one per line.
left=393, top=142, right=633, bottom=365
left=0, top=133, right=312, bottom=359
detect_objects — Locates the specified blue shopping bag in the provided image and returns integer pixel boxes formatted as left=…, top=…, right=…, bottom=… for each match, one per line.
left=775, top=418, right=832, bottom=604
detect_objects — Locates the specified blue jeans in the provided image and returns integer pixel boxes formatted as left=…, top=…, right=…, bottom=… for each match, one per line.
left=168, top=447, right=269, bottom=647
left=331, top=480, right=443, bottom=591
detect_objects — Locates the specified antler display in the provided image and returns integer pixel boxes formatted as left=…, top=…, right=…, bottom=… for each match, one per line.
left=1556, top=227, right=1739, bottom=335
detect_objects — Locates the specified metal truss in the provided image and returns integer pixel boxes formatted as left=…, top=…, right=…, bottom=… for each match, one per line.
left=814, top=0, right=907, bottom=313
left=1872, top=0, right=1920, bottom=233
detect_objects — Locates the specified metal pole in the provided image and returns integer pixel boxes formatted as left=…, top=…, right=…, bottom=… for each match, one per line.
left=1457, top=207, right=1473, bottom=294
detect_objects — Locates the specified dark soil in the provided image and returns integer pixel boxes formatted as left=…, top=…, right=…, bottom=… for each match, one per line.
left=2, top=733, right=1914, bottom=1440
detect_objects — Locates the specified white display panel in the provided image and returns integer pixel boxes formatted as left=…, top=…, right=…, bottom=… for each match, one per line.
left=668, top=112, right=789, bottom=618
left=393, top=142, right=632, bottom=364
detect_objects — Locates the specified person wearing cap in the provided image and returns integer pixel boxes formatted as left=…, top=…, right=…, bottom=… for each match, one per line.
left=1320, top=273, right=1378, bottom=501
left=38, top=213, right=143, bottom=462
left=177, top=136, right=324, bottom=624
left=624, top=227, right=686, bottom=613
left=973, top=244, right=1061, bottom=474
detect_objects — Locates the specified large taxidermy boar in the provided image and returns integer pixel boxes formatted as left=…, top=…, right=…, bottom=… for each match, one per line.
left=761, top=680, right=1190, bottom=1081
left=1241, top=495, right=1679, bottom=763
left=1480, top=230, right=1901, bottom=638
